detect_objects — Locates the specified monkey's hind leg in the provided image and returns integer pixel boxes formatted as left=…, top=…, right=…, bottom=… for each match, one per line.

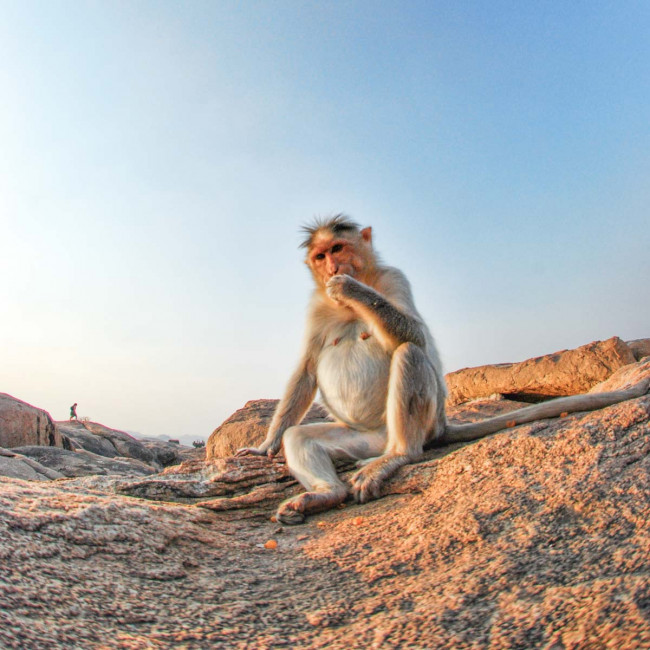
left=277, top=423, right=386, bottom=525
left=351, top=342, right=440, bottom=503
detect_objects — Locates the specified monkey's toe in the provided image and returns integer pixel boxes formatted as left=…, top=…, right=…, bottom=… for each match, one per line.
left=277, top=509, right=306, bottom=525
left=275, top=499, right=305, bottom=526
left=276, top=493, right=313, bottom=525
left=350, top=469, right=383, bottom=504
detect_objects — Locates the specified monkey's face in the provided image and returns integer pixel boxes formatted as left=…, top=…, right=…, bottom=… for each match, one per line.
left=307, top=232, right=370, bottom=289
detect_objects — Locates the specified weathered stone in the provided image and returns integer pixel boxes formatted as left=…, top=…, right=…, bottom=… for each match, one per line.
left=70, top=421, right=159, bottom=467
left=1, top=355, right=649, bottom=649
left=445, top=336, right=636, bottom=406
left=112, top=455, right=296, bottom=506
left=627, top=338, right=650, bottom=361
left=57, top=422, right=120, bottom=458
left=0, top=448, right=64, bottom=481
left=138, top=438, right=203, bottom=467
left=12, top=446, right=157, bottom=478
left=56, top=422, right=201, bottom=469
left=206, top=400, right=331, bottom=460
left=590, top=355, right=650, bottom=393
left=0, top=393, right=62, bottom=449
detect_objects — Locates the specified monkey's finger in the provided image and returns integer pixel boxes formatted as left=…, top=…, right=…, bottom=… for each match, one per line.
left=352, top=473, right=382, bottom=503
left=355, top=486, right=370, bottom=504
left=235, top=447, right=264, bottom=457
left=350, top=479, right=366, bottom=504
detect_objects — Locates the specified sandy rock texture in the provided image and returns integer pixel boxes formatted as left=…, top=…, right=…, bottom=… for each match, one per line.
left=0, top=418, right=202, bottom=481
left=137, top=438, right=202, bottom=467
left=207, top=400, right=330, bottom=460
left=627, top=338, right=650, bottom=361
left=11, top=446, right=158, bottom=478
left=0, top=393, right=62, bottom=449
left=445, top=336, right=638, bottom=406
left=0, top=447, right=64, bottom=481
left=1, top=354, right=649, bottom=649
left=59, top=422, right=203, bottom=469
left=61, top=421, right=159, bottom=467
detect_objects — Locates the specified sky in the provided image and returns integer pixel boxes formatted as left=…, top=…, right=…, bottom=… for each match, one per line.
left=1, top=1, right=648, bottom=444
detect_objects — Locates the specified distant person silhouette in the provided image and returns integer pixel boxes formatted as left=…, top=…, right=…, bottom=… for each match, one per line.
left=70, top=403, right=78, bottom=420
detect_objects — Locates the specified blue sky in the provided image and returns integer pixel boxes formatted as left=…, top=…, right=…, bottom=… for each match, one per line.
left=1, top=1, right=648, bottom=442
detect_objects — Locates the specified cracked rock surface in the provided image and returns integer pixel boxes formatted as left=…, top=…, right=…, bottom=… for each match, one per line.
left=1, top=355, right=649, bottom=648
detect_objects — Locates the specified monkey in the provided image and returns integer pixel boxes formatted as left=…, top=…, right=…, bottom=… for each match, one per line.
left=237, top=214, right=650, bottom=525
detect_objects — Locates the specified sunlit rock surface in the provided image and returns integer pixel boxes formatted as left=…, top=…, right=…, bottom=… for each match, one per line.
left=445, top=336, right=640, bottom=406
left=0, top=344, right=649, bottom=647
left=0, top=393, right=62, bottom=449
left=207, top=400, right=331, bottom=460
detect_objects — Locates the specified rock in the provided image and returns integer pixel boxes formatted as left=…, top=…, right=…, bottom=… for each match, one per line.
left=590, top=356, right=650, bottom=393
left=0, top=448, right=64, bottom=481
left=57, top=422, right=120, bottom=458
left=111, top=455, right=297, bottom=508
left=445, top=336, right=636, bottom=406
left=0, top=393, right=62, bottom=449
left=138, top=438, right=203, bottom=467
left=57, top=420, right=159, bottom=468
left=206, top=400, right=331, bottom=460
left=57, top=422, right=202, bottom=469
left=627, top=338, right=650, bottom=361
left=83, top=421, right=158, bottom=466
left=12, top=446, right=157, bottom=478
left=1, top=355, right=649, bottom=648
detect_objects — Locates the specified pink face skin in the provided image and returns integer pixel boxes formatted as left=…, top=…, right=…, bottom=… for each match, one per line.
left=307, top=232, right=370, bottom=288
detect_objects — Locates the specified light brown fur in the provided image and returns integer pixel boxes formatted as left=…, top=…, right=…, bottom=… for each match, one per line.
left=237, top=216, right=649, bottom=524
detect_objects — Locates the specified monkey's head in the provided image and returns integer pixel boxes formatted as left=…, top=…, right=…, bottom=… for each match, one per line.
left=301, top=214, right=376, bottom=290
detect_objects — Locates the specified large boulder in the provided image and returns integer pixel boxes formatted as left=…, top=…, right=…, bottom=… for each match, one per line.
left=0, top=393, right=62, bottom=449
left=627, top=338, right=650, bottom=361
left=82, top=422, right=158, bottom=466
left=0, top=448, right=64, bottom=481
left=1, top=358, right=649, bottom=647
left=137, top=439, right=204, bottom=467
left=57, top=420, right=159, bottom=468
left=58, top=422, right=201, bottom=469
left=206, top=400, right=331, bottom=460
left=445, top=336, right=637, bottom=406
left=57, top=422, right=120, bottom=458
left=12, top=446, right=157, bottom=478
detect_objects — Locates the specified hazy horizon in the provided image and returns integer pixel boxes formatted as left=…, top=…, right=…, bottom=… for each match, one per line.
left=2, top=1, right=648, bottom=441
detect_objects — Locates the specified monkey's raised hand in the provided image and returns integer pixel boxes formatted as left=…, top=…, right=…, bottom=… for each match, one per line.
left=325, top=274, right=366, bottom=304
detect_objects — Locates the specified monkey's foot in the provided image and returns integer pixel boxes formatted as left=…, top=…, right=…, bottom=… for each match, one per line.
left=276, top=501, right=306, bottom=525
left=276, top=489, right=347, bottom=526
left=350, top=454, right=410, bottom=503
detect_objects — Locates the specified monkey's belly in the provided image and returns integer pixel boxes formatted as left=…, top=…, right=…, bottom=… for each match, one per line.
left=317, top=339, right=391, bottom=431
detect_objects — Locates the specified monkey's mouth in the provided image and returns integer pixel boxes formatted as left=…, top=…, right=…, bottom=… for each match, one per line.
left=329, top=267, right=355, bottom=279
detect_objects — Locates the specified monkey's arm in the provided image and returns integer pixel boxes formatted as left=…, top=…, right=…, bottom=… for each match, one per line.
left=326, top=271, right=426, bottom=350
left=236, top=326, right=322, bottom=458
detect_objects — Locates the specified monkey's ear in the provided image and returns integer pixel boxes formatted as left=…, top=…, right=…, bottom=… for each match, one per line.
left=361, top=227, right=372, bottom=243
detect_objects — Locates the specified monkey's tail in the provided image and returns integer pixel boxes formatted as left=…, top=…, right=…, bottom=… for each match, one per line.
left=440, top=377, right=650, bottom=444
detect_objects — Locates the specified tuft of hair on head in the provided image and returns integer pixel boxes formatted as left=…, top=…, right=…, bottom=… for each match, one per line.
left=299, top=214, right=361, bottom=249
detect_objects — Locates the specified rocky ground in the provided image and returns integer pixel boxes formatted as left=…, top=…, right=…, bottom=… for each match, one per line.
left=1, top=340, right=649, bottom=649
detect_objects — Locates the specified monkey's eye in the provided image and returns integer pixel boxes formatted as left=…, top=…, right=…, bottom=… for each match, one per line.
left=314, top=253, right=326, bottom=260
left=331, top=243, right=343, bottom=254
